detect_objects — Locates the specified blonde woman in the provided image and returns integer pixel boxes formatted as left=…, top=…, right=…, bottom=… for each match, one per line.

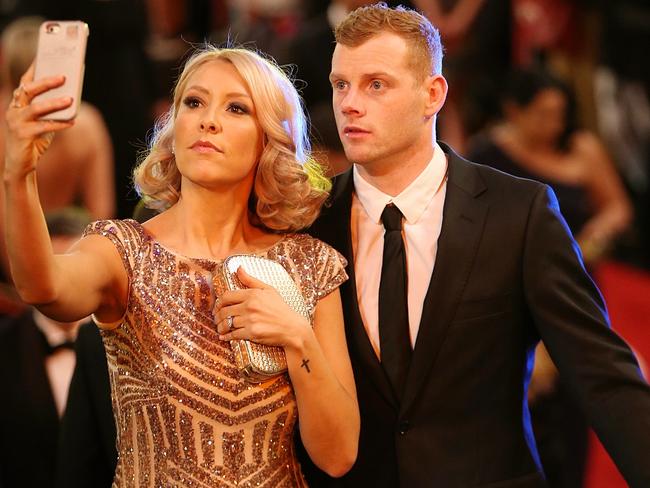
left=4, top=46, right=359, bottom=486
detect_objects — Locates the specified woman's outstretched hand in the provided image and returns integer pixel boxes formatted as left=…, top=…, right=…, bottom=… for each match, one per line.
left=215, top=266, right=311, bottom=349
left=4, top=64, right=74, bottom=181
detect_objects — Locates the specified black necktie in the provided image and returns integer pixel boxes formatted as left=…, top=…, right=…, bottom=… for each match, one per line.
left=378, top=204, right=411, bottom=400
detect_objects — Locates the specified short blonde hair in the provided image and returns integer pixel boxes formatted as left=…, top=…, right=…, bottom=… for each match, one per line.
left=335, top=3, right=443, bottom=80
left=133, top=45, right=330, bottom=232
left=1, top=16, right=43, bottom=90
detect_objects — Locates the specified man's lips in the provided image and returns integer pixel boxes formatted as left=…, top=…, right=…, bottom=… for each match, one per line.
left=343, top=126, right=371, bottom=137
left=190, top=140, right=223, bottom=152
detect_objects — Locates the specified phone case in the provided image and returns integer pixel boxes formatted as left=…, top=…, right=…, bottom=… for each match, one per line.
left=214, top=255, right=311, bottom=383
left=32, top=21, right=89, bottom=120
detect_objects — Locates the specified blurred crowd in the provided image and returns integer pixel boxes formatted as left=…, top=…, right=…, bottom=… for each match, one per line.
left=0, top=1, right=648, bottom=487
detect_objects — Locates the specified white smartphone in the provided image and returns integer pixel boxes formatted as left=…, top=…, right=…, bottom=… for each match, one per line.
left=32, top=20, right=89, bottom=121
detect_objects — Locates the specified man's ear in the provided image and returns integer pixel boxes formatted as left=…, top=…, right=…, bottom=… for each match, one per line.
left=424, top=74, right=448, bottom=119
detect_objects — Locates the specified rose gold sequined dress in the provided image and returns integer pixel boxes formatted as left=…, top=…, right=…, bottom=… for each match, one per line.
left=83, top=219, right=347, bottom=488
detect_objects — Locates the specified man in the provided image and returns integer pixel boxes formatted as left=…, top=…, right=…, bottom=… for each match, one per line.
left=0, top=208, right=91, bottom=487
left=306, top=4, right=650, bottom=487
left=55, top=321, right=116, bottom=488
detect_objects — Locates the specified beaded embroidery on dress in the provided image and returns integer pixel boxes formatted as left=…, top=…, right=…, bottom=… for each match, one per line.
left=83, top=219, right=347, bottom=488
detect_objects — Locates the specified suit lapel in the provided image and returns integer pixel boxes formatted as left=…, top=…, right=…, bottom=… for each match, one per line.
left=324, top=171, right=399, bottom=409
left=401, top=147, right=488, bottom=414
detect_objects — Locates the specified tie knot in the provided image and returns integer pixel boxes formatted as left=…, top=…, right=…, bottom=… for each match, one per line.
left=381, top=204, right=403, bottom=232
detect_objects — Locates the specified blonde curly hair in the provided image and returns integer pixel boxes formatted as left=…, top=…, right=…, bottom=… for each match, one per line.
left=133, top=45, right=331, bottom=232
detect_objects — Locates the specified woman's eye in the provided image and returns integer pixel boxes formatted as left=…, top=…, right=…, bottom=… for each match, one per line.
left=228, top=103, right=249, bottom=114
left=182, top=96, right=201, bottom=108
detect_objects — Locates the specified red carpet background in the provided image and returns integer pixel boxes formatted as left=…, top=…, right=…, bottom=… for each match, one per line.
left=584, top=261, right=650, bottom=488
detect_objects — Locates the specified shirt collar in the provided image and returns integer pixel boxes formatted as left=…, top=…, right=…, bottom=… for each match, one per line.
left=352, top=143, right=448, bottom=225
left=32, top=310, right=79, bottom=347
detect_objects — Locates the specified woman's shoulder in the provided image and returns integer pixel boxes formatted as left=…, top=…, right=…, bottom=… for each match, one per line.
left=281, top=233, right=337, bottom=254
left=281, top=233, right=348, bottom=269
left=83, top=218, right=143, bottom=236
left=83, top=219, right=147, bottom=251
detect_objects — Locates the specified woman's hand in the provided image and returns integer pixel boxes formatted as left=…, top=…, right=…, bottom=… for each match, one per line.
left=4, top=64, right=75, bottom=182
left=215, top=267, right=311, bottom=350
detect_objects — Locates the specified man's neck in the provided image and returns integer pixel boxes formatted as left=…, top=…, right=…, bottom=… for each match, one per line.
left=355, top=146, right=436, bottom=197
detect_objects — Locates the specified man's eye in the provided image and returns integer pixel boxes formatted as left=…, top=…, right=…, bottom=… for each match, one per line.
left=334, top=80, right=347, bottom=90
left=371, top=80, right=383, bottom=90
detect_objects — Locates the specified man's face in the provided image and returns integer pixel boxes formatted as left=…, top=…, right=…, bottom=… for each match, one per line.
left=330, top=32, right=436, bottom=173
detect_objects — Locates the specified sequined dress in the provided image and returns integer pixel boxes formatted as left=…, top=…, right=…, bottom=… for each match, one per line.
left=83, top=219, right=348, bottom=488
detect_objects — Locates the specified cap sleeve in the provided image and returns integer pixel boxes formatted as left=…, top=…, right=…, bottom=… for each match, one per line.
left=312, top=239, right=348, bottom=300
left=82, top=219, right=144, bottom=277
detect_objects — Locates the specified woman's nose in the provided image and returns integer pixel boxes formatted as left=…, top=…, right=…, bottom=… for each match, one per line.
left=200, top=118, right=220, bottom=133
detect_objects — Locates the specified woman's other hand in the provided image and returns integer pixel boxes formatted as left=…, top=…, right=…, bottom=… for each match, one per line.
left=215, top=267, right=311, bottom=349
left=4, top=64, right=74, bottom=181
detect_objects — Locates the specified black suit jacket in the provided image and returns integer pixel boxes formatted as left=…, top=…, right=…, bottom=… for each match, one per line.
left=55, top=322, right=116, bottom=488
left=305, top=144, right=650, bottom=487
left=0, top=311, right=60, bottom=487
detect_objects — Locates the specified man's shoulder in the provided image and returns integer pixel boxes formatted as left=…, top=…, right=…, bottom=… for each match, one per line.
left=0, top=310, right=32, bottom=336
left=449, top=150, right=546, bottom=199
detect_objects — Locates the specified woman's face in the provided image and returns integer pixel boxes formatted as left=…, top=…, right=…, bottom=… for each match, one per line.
left=173, top=59, right=264, bottom=192
left=509, top=87, right=567, bottom=147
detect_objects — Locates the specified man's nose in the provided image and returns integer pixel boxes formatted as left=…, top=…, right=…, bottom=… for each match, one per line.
left=339, top=88, right=364, bottom=116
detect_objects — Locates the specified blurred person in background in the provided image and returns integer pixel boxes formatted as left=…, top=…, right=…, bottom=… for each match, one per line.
left=0, top=207, right=92, bottom=488
left=55, top=320, right=116, bottom=488
left=467, top=67, right=633, bottom=488
left=0, top=16, right=115, bottom=284
left=468, top=68, right=632, bottom=266
left=414, top=0, right=512, bottom=152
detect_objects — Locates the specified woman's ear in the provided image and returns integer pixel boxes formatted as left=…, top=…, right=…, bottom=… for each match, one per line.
left=424, top=74, right=448, bottom=119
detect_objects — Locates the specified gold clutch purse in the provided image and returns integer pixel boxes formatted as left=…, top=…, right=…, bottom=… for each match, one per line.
left=215, top=254, right=310, bottom=383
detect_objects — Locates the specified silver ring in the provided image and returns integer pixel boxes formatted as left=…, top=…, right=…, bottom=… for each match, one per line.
left=226, top=315, right=234, bottom=330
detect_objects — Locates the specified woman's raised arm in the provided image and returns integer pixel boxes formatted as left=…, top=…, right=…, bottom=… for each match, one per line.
left=3, top=66, right=126, bottom=323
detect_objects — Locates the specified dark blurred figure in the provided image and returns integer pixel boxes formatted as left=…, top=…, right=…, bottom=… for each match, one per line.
left=55, top=322, right=116, bottom=488
left=0, top=207, right=91, bottom=488
left=415, top=0, right=512, bottom=152
left=468, top=68, right=633, bottom=488
left=594, top=0, right=650, bottom=270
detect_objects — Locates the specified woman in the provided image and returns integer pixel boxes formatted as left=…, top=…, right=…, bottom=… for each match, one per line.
left=4, top=46, right=359, bottom=486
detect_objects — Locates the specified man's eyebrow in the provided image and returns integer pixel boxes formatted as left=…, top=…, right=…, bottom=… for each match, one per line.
left=329, top=71, right=395, bottom=82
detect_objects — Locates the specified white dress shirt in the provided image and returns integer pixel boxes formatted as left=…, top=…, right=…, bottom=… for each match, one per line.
left=351, top=144, right=448, bottom=356
left=33, top=311, right=79, bottom=417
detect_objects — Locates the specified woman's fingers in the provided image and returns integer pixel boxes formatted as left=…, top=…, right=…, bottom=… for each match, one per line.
left=215, top=303, right=246, bottom=334
left=236, top=267, right=270, bottom=290
left=17, top=63, right=66, bottom=101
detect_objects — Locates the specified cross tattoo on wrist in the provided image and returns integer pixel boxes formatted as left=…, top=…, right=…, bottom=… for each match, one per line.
left=300, top=358, right=311, bottom=373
